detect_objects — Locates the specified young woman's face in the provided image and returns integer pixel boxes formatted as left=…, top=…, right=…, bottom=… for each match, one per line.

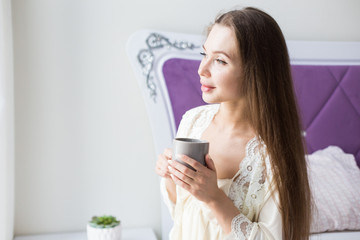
left=198, top=24, right=243, bottom=104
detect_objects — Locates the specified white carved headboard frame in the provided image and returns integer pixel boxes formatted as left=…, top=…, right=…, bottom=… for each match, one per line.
left=126, top=29, right=360, bottom=240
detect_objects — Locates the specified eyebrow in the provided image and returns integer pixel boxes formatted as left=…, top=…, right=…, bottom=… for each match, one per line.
left=202, top=45, right=232, bottom=59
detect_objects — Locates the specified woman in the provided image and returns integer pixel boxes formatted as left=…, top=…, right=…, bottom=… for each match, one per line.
left=155, top=7, right=311, bottom=240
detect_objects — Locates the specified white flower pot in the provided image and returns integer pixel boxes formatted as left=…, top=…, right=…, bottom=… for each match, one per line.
left=87, top=223, right=122, bottom=240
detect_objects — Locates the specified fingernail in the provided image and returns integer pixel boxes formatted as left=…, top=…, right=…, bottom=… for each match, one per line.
left=168, top=166, right=172, bottom=171
left=168, top=160, right=172, bottom=164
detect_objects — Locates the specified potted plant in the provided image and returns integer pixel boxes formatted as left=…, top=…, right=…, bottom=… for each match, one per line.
left=87, top=215, right=121, bottom=240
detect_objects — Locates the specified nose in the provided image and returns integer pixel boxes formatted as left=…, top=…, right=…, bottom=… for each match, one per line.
left=198, top=58, right=211, bottom=77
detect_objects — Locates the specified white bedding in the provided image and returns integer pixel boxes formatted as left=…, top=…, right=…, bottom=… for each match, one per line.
left=310, top=231, right=360, bottom=240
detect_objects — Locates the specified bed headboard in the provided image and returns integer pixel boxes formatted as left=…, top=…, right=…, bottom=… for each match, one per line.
left=126, top=30, right=360, bottom=240
left=163, top=60, right=360, bottom=162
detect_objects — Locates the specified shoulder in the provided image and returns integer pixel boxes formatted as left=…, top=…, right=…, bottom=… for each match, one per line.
left=180, top=104, right=219, bottom=127
left=176, top=104, right=219, bottom=138
left=182, top=104, right=219, bottom=120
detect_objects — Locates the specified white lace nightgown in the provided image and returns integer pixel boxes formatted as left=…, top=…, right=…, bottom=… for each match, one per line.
left=160, top=104, right=283, bottom=240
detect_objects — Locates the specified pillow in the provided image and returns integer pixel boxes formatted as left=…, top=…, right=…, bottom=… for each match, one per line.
left=307, top=146, right=360, bottom=233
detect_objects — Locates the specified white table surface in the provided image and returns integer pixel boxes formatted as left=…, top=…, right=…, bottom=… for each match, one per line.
left=14, top=227, right=157, bottom=240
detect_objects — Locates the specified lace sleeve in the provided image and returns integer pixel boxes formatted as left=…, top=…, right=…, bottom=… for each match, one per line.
left=231, top=213, right=256, bottom=239
left=229, top=190, right=283, bottom=240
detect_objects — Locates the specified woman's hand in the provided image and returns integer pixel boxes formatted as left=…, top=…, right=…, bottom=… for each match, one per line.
left=155, top=148, right=173, bottom=179
left=155, top=148, right=177, bottom=204
left=168, top=154, right=222, bottom=204
left=169, top=154, right=241, bottom=234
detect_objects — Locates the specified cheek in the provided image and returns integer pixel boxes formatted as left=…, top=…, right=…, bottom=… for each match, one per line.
left=221, top=70, right=241, bottom=87
left=228, top=81, right=242, bottom=97
left=222, top=74, right=243, bottom=97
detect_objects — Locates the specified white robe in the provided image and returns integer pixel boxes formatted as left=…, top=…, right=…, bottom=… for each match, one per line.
left=161, top=104, right=283, bottom=240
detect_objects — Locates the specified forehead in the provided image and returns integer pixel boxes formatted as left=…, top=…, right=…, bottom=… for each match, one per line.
left=204, top=24, right=240, bottom=59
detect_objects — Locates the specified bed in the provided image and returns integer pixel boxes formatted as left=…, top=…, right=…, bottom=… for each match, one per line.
left=126, top=30, right=360, bottom=240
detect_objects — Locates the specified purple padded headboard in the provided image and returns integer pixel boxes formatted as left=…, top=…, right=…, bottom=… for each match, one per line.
left=162, top=58, right=360, bottom=167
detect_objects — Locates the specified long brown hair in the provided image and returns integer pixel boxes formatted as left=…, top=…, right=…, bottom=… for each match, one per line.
left=213, top=7, right=312, bottom=239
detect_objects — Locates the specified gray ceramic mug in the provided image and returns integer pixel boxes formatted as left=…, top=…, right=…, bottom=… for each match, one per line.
left=172, top=138, right=209, bottom=171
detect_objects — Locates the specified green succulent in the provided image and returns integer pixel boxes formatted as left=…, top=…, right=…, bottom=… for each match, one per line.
left=89, top=215, right=120, bottom=228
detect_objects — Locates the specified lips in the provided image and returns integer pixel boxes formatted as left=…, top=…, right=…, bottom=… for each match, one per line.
left=200, top=81, right=215, bottom=92
left=201, top=85, right=215, bottom=92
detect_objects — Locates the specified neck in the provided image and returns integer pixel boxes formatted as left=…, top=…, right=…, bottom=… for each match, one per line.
left=214, top=100, right=254, bottom=135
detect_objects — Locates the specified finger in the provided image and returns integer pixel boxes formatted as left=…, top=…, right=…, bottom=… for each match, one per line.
left=155, top=162, right=172, bottom=178
left=158, top=154, right=168, bottom=165
left=159, top=155, right=169, bottom=164
left=168, top=165, right=193, bottom=185
left=162, top=171, right=171, bottom=178
left=170, top=173, right=190, bottom=190
left=155, top=166, right=165, bottom=177
left=156, top=157, right=168, bottom=172
left=168, top=159, right=196, bottom=179
left=177, top=154, right=204, bottom=172
left=156, top=166, right=164, bottom=176
left=205, top=154, right=216, bottom=172
left=164, top=148, right=173, bottom=159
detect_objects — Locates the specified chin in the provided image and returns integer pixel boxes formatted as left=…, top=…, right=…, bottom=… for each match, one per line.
left=202, top=93, right=220, bottom=104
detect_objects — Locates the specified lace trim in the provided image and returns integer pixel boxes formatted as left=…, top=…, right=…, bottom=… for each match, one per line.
left=228, top=137, right=268, bottom=215
left=231, top=214, right=253, bottom=240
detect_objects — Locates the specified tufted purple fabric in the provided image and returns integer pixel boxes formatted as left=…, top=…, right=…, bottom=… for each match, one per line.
left=162, top=59, right=360, bottom=167
left=292, top=65, right=360, bottom=167
left=162, top=59, right=205, bottom=128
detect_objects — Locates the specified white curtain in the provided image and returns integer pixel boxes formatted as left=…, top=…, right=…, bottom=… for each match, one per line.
left=0, top=0, right=14, bottom=239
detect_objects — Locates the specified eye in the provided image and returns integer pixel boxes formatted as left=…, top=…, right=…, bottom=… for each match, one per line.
left=200, top=52, right=207, bottom=57
left=215, top=59, right=227, bottom=65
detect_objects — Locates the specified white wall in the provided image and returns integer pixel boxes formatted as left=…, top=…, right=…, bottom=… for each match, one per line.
left=12, top=0, right=360, bottom=238
left=0, top=0, right=14, bottom=239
